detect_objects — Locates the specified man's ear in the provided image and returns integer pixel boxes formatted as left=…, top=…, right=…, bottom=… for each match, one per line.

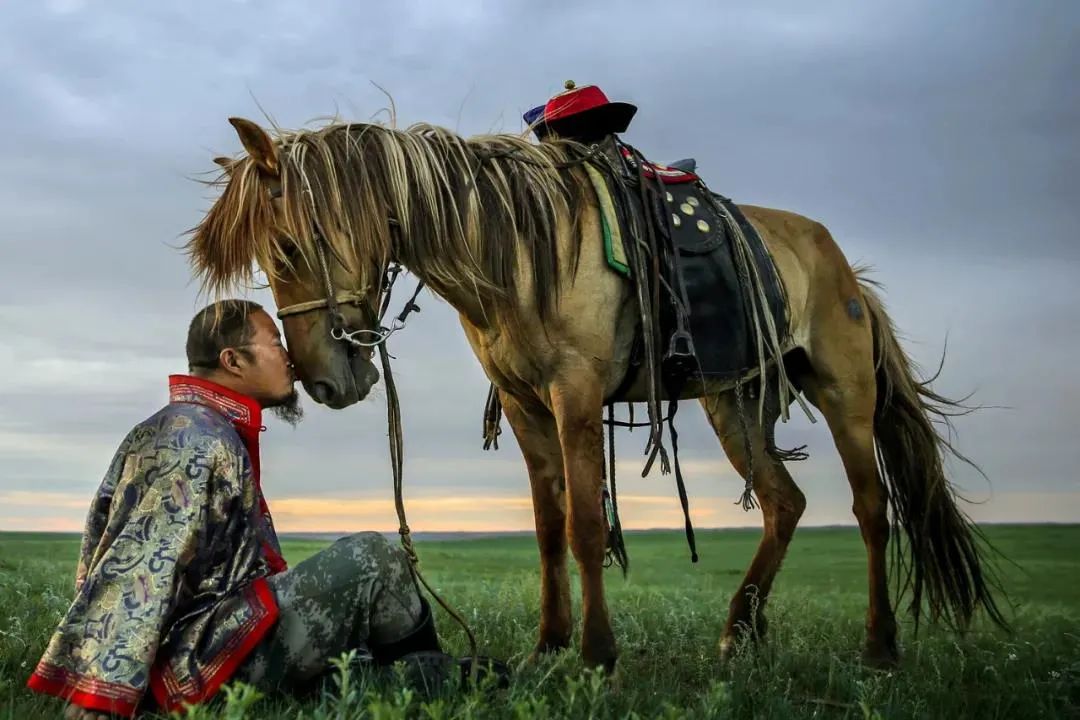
left=218, top=347, right=247, bottom=376
left=228, top=117, right=279, bottom=177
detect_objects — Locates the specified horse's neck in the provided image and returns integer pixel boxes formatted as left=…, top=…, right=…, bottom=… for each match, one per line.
left=396, top=256, right=493, bottom=331
left=385, top=152, right=567, bottom=333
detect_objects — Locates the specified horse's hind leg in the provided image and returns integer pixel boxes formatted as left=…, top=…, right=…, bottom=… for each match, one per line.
left=800, top=295, right=899, bottom=667
left=700, top=383, right=806, bottom=660
left=499, top=392, right=573, bottom=657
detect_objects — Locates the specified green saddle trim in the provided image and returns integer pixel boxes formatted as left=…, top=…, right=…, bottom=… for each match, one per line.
left=585, top=164, right=630, bottom=278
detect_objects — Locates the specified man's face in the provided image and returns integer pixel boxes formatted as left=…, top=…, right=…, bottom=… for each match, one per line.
left=232, top=310, right=303, bottom=423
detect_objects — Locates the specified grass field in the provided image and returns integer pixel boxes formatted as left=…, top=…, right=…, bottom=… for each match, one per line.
left=2, top=525, right=1078, bottom=718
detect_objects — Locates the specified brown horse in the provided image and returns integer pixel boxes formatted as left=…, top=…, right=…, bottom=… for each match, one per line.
left=187, top=116, right=1006, bottom=671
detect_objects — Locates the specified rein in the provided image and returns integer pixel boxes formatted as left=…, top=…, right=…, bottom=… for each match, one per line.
left=272, top=215, right=480, bottom=675
left=377, top=339, right=480, bottom=678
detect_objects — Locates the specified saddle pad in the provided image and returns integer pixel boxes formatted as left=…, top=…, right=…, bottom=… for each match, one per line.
left=585, top=163, right=630, bottom=278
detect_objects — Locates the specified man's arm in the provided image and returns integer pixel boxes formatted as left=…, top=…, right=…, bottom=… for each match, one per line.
left=28, top=430, right=229, bottom=718
left=73, top=434, right=134, bottom=593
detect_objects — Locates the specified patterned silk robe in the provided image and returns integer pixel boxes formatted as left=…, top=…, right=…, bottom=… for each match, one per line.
left=27, top=375, right=288, bottom=717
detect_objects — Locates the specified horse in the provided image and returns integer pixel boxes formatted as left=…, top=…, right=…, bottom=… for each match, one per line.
left=186, top=115, right=1006, bottom=672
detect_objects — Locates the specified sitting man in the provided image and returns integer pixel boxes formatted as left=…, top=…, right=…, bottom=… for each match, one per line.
left=27, top=300, right=493, bottom=719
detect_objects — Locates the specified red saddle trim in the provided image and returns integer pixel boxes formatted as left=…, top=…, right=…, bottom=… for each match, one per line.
left=619, top=147, right=699, bottom=184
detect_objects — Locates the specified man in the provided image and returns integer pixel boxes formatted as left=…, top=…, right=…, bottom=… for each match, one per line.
left=28, top=300, right=492, bottom=719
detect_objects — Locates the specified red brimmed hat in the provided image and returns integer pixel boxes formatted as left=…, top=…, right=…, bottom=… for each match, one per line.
left=534, top=80, right=637, bottom=138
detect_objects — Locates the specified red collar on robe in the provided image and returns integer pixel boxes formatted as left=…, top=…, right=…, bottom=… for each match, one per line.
left=168, top=373, right=263, bottom=431
left=167, top=375, right=287, bottom=574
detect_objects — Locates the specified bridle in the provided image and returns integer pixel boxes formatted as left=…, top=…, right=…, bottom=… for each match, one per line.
left=272, top=211, right=424, bottom=347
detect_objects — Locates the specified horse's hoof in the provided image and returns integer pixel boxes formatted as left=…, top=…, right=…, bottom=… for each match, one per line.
left=718, top=635, right=737, bottom=664
left=861, top=639, right=900, bottom=669
left=607, top=665, right=623, bottom=693
left=527, top=641, right=568, bottom=665
left=581, top=642, right=618, bottom=675
left=581, top=651, right=618, bottom=675
left=718, top=618, right=765, bottom=664
left=581, top=630, right=618, bottom=674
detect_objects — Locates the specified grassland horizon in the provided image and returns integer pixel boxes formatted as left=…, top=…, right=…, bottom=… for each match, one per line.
left=2, top=524, right=1077, bottom=718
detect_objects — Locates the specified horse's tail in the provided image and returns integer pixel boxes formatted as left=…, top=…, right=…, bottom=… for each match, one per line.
left=856, top=269, right=1009, bottom=632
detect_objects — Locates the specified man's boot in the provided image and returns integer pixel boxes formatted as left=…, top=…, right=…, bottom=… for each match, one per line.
left=368, top=598, right=509, bottom=698
left=369, top=596, right=443, bottom=663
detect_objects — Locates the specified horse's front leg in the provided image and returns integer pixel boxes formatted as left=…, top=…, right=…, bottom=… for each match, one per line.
left=549, top=368, right=616, bottom=671
left=500, top=392, right=573, bottom=656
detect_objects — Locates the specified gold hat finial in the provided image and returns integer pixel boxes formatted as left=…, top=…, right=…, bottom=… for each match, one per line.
left=564, top=79, right=576, bottom=90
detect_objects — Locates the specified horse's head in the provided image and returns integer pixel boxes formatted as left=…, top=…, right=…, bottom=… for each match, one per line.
left=188, top=117, right=391, bottom=409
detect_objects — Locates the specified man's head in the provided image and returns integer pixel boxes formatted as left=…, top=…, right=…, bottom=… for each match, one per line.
left=186, top=300, right=303, bottom=425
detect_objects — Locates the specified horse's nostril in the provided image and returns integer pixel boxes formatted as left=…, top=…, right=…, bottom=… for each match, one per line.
left=311, top=381, right=335, bottom=405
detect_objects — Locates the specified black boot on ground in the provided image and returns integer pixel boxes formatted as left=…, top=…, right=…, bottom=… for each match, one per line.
left=368, top=598, right=511, bottom=698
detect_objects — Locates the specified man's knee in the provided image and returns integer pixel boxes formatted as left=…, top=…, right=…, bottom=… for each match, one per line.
left=338, top=531, right=391, bottom=554
left=336, top=532, right=412, bottom=580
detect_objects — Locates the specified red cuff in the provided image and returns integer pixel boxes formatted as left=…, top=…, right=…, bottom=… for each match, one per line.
left=27, top=664, right=140, bottom=718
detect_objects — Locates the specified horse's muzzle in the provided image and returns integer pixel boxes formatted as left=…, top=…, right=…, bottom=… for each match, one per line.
left=306, top=357, right=380, bottom=409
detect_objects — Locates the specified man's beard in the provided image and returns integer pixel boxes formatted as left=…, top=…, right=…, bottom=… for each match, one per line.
left=268, top=389, right=304, bottom=427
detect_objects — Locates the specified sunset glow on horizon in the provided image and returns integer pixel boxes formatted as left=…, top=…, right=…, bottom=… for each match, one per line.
left=3, top=489, right=1077, bottom=534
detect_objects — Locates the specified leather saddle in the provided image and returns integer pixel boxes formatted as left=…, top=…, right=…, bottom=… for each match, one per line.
left=593, top=138, right=788, bottom=397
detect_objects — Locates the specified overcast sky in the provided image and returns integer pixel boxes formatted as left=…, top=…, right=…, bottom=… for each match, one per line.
left=1, top=0, right=1077, bottom=533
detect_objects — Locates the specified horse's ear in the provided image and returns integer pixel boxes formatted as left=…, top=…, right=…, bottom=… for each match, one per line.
left=228, top=117, right=279, bottom=177
left=213, top=156, right=236, bottom=175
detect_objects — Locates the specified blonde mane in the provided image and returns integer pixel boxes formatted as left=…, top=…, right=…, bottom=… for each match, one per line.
left=186, top=120, right=589, bottom=324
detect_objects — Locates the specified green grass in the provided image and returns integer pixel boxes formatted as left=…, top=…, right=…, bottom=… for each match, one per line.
left=2, top=525, right=1079, bottom=718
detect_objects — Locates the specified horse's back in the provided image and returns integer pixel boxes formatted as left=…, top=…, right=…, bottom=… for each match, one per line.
left=737, top=204, right=855, bottom=352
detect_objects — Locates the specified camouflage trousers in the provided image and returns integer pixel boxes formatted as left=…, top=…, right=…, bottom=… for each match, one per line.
left=232, top=532, right=424, bottom=694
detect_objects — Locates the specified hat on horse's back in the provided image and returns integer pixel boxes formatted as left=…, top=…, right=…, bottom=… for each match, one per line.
left=523, top=80, right=637, bottom=141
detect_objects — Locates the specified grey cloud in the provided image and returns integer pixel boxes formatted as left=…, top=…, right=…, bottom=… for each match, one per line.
left=0, top=0, right=1077, bottom=529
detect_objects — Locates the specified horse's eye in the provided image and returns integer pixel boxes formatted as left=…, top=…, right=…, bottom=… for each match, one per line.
left=274, top=241, right=302, bottom=272
left=277, top=241, right=301, bottom=261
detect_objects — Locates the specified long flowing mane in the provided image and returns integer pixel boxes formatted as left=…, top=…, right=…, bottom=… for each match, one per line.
left=186, top=120, right=589, bottom=324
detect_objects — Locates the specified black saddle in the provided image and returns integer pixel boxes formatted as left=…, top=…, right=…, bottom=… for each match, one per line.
left=598, top=140, right=788, bottom=396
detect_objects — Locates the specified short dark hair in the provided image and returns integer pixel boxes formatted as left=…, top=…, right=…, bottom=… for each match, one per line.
left=186, top=299, right=264, bottom=371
